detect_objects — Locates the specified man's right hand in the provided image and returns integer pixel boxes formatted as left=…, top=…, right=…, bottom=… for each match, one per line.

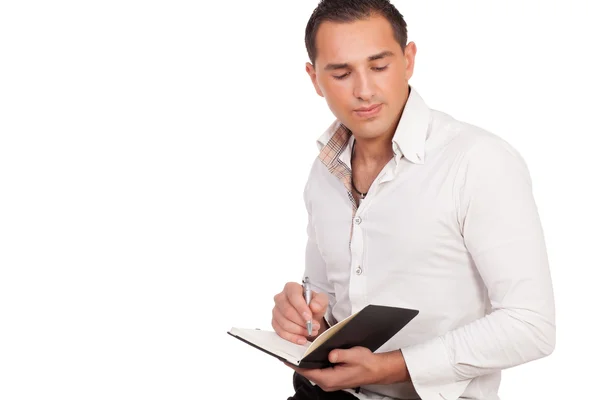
left=272, top=282, right=329, bottom=345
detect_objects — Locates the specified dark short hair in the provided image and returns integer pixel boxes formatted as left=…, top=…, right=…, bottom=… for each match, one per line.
left=305, top=0, right=408, bottom=65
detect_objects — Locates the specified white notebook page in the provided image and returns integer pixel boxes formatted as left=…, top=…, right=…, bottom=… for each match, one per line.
left=229, top=328, right=311, bottom=365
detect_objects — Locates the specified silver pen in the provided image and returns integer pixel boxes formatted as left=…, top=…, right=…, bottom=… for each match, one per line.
left=302, top=277, right=312, bottom=336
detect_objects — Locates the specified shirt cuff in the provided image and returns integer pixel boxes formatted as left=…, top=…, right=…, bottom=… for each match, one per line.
left=401, top=337, right=471, bottom=400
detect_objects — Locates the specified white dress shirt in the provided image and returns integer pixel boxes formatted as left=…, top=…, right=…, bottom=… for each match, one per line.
left=302, top=88, right=555, bottom=400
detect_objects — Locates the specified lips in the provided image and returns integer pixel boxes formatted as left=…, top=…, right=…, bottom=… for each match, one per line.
left=354, top=103, right=382, bottom=118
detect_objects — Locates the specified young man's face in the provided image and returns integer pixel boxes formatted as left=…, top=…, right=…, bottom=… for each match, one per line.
left=306, top=15, right=416, bottom=141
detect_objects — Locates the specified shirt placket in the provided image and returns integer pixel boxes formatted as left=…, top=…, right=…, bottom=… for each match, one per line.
left=318, top=126, right=367, bottom=313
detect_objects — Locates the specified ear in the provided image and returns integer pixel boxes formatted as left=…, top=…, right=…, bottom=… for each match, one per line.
left=403, top=42, right=417, bottom=81
left=306, top=62, right=324, bottom=97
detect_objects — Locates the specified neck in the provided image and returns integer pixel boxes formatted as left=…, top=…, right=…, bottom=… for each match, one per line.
left=352, top=134, right=395, bottom=167
left=352, top=102, right=405, bottom=166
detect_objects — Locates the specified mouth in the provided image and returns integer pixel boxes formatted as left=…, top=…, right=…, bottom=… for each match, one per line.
left=354, top=103, right=382, bottom=118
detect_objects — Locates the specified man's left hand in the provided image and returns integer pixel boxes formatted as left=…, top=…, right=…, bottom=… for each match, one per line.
left=285, top=347, right=409, bottom=392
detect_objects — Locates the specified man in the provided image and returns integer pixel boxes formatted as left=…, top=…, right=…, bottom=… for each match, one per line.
left=271, top=1, right=555, bottom=399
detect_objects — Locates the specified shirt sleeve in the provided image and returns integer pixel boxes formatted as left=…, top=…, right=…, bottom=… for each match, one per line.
left=303, top=177, right=337, bottom=328
left=401, top=138, right=556, bottom=400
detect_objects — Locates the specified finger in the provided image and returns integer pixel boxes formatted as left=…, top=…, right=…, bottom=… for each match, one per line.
left=273, top=306, right=304, bottom=335
left=285, top=283, right=314, bottom=325
left=276, top=292, right=309, bottom=329
left=292, top=368, right=338, bottom=392
left=272, top=317, right=308, bottom=345
left=274, top=288, right=306, bottom=328
left=282, top=361, right=299, bottom=371
left=328, top=348, right=365, bottom=364
left=273, top=306, right=320, bottom=337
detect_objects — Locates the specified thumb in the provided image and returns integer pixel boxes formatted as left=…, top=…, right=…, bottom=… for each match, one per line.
left=328, top=348, right=362, bottom=364
left=309, top=292, right=329, bottom=318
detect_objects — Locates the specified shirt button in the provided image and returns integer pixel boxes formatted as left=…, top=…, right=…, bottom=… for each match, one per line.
left=356, top=266, right=363, bottom=275
left=354, top=217, right=362, bottom=225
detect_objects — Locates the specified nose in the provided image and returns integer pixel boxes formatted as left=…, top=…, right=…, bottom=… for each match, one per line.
left=353, top=70, right=376, bottom=102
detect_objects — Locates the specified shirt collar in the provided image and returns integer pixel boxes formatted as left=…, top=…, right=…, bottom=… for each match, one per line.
left=316, top=87, right=431, bottom=165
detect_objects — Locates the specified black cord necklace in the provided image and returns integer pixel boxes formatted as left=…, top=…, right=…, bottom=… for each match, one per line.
left=351, top=141, right=367, bottom=200
left=351, top=178, right=367, bottom=200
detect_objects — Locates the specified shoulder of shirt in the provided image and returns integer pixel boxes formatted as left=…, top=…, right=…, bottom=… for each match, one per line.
left=428, top=109, right=525, bottom=165
left=304, top=152, right=329, bottom=190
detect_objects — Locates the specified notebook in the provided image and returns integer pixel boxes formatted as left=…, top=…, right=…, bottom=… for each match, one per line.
left=227, top=304, right=419, bottom=369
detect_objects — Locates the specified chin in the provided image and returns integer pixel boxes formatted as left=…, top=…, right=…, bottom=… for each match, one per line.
left=350, top=119, right=391, bottom=140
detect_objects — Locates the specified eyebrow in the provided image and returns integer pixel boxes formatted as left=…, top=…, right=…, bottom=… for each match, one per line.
left=324, top=51, right=395, bottom=71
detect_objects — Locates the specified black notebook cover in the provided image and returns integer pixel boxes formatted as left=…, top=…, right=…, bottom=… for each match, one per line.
left=298, top=304, right=419, bottom=368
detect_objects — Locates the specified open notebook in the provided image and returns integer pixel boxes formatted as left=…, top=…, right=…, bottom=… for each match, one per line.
left=228, top=304, right=419, bottom=369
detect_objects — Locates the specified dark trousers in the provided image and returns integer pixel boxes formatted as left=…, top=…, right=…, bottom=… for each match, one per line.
left=287, top=372, right=359, bottom=400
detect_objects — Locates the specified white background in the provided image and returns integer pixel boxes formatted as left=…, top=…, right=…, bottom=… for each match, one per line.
left=1, top=1, right=598, bottom=399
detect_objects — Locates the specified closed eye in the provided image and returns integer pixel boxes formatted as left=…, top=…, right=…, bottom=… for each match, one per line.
left=333, top=72, right=350, bottom=80
left=333, top=65, right=389, bottom=80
